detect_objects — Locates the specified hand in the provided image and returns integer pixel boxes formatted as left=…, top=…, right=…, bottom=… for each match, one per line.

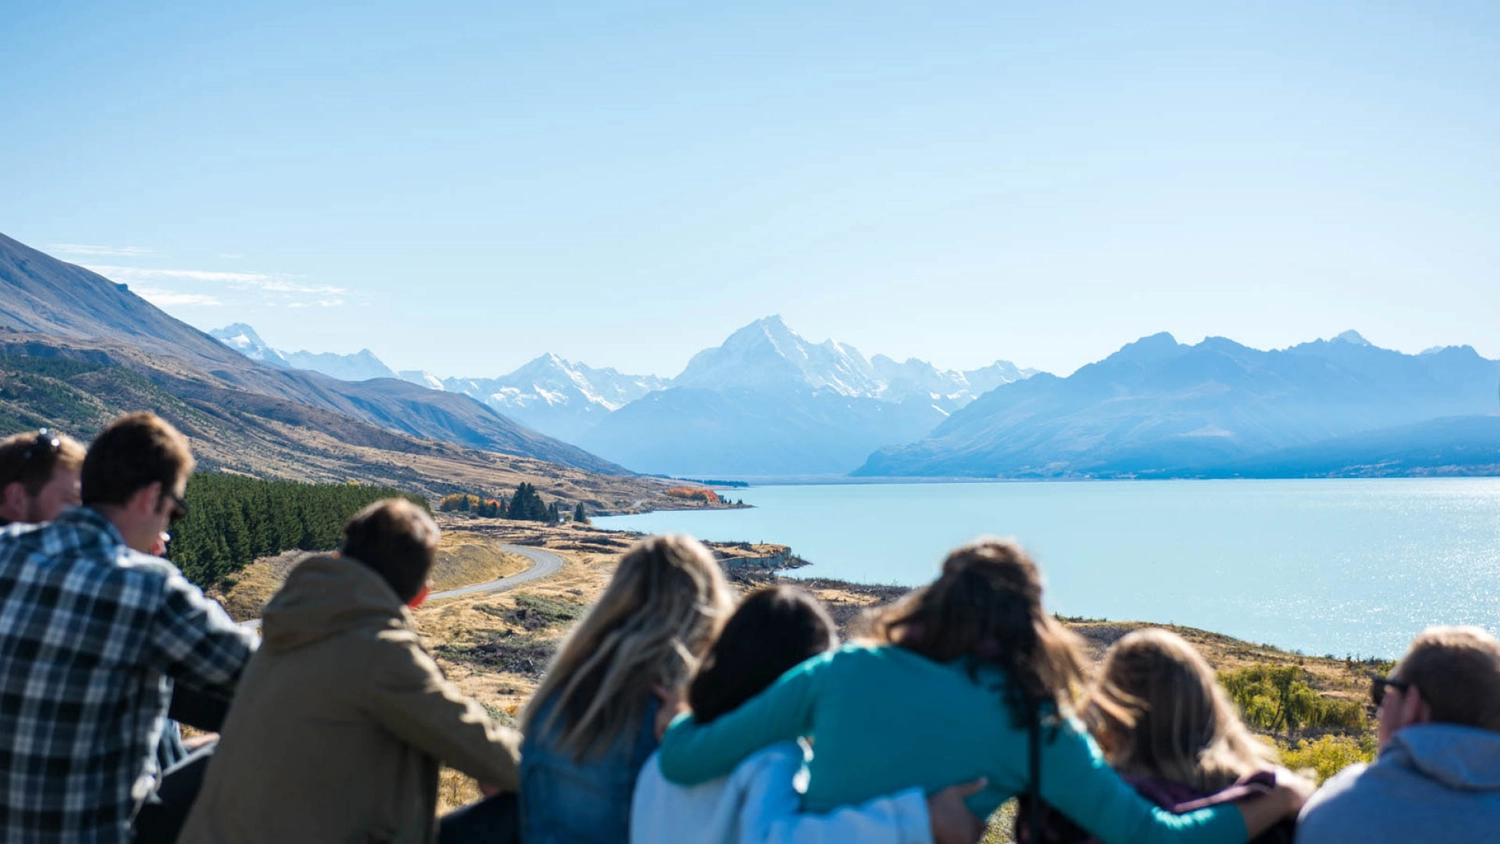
left=927, top=777, right=987, bottom=844
left=1272, top=767, right=1317, bottom=815
left=653, top=684, right=689, bottom=741
left=182, top=732, right=218, bottom=751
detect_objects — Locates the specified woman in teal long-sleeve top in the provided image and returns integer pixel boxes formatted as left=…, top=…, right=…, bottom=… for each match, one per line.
left=659, top=538, right=1309, bottom=844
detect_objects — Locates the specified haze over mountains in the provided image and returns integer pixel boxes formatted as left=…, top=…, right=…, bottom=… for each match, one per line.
left=7, top=230, right=1495, bottom=481
left=212, top=314, right=1038, bottom=475
left=208, top=308, right=1500, bottom=480
left=857, top=331, right=1500, bottom=478
left=577, top=317, right=1036, bottom=475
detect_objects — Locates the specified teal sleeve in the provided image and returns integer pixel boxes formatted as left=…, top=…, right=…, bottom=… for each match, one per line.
left=657, top=651, right=830, bottom=786
left=1037, top=718, right=1248, bottom=844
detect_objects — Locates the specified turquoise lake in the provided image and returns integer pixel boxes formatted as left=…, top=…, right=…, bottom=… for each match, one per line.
left=595, top=479, right=1500, bottom=659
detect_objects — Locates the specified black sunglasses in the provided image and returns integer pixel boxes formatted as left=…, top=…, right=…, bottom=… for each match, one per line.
left=1370, top=674, right=1411, bottom=708
left=162, top=491, right=189, bottom=524
left=19, top=429, right=61, bottom=463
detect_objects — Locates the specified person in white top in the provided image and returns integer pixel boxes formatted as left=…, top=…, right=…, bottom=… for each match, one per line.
left=631, top=586, right=986, bottom=844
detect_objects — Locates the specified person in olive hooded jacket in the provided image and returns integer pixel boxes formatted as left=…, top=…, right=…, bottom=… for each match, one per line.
left=179, top=498, right=522, bottom=844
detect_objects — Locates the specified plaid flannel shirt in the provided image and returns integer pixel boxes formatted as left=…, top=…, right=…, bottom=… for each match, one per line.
left=0, top=507, right=256, bottom=843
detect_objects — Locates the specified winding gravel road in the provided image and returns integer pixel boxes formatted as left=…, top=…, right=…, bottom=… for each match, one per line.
left=426, top=544, right=564, bottom=601
left=239, top=544, right=564, bottom=631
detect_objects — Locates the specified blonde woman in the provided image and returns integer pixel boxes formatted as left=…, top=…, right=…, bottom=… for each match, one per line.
left=520, top=534, right=734, bottom=844
left=1029, top=629, right=1291, bottom=843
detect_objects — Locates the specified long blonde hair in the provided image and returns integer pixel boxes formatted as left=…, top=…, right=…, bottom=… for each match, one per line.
left=868, top=537, right=1093, bottom=727
left=1085, top=629, right=1276, bottom=794
left=522, top=534, right=733, bottom=759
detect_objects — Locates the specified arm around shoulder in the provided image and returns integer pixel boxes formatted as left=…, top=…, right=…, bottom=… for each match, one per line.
left=1032, top=717, right=1249, bottom=844
left=658, top=651, right=831, bottom=786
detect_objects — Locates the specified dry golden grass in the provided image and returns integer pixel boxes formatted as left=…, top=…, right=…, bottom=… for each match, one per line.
left=429, top=533, right=529, bottom=591
left=208, top=527, right=533, bottom=622
left=206, top=550, right=310, bottom=622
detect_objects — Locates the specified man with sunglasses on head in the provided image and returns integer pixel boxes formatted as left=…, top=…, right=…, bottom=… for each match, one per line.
left=1296, top=625, right=1500, bottom=843
left=0, top=412, right=256, bottom=844
left=0, top=427, right=85, bottom=527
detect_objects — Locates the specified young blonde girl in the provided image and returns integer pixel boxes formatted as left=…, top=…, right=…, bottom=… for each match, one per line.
left=659, top=537, right=1311, bottom=844
left=1029, top=629, right=1291, bottom=843
left=520, top=534, right=734, bottom=844
left=1087, top=629, right=1278, bottom=795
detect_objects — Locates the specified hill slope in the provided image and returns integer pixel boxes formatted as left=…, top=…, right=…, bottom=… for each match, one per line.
left=0, top=233, right=624, bottom=474
left=0, top=343, right=670, bottom=509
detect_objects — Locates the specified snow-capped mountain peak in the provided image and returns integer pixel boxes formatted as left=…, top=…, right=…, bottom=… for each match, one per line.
left=209, top=323, right=287, bottom=366
left=441, top=354, right=667, bottom=441
left=674, top=315, right=883, bottom=396
left=210, top=323, right=395, bottom=380
left=672, top=317, right=1032, bottom=406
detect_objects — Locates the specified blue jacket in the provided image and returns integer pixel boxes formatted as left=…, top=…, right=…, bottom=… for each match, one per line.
left=521, top=693, right=660, bottom=843
left=1298, top=724, right=1500, bottom=844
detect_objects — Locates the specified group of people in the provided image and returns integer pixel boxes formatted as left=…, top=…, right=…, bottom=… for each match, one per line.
left=0, top=412, right=1497, bottom=844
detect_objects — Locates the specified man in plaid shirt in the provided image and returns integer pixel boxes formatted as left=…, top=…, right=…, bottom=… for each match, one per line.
left=0, top=412, right=256, bottom=843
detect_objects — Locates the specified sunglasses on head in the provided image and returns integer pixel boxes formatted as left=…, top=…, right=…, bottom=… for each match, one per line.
left=1370, top=674, right=1410, bottom=708
left=19, top=429, right=61, bottom=463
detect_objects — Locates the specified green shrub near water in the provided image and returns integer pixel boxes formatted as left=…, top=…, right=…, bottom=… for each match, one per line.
left=1278, top=734, right=1377, bottom=783
left=169, top=473, right=428, bottom=589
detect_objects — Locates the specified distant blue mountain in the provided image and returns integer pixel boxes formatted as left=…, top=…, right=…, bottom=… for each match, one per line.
left=855, top=332, right=1500, bottom=478
left=576, top=386, right=945, bottom=477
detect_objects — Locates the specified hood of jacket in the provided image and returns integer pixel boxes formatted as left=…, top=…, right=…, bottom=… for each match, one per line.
left=1387, top=724, right=1500, bottom=792
left=260, top=553, right=414, bottom=653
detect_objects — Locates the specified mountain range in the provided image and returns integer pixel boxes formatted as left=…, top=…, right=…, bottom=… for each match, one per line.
left=10, top=228, right=1493, bottom=482
left=577, top=317, right=1035, bottom=475
left=212, top=315, right=1037, bottom=475
left=856, top=331, right=1500, bottom=478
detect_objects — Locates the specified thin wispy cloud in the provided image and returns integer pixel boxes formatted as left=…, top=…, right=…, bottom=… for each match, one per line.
left=83, top=262, right=350, bottom=309
left=86, top=265, right=273, bottom=285
left=51, top=244, right=154, bottom=257
left=134, top=287, right=224, bottom=307
left=261, top=280, right=347, bottom=295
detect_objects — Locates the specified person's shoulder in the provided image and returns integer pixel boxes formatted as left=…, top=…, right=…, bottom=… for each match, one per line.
left=1297, top=762, right=1371, bottom=832
left=117, top=548, right=183, bottom=580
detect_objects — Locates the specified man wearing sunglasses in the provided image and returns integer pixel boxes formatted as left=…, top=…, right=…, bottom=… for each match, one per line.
left=1296, top=626, right=1500, bottom=843
left=0, top=427, right=85, bottom=527
left=0, top=412, right=255, bottom=844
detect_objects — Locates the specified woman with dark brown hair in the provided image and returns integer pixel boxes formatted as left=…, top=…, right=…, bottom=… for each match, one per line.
left=658, top=537, right=1311, bottom=844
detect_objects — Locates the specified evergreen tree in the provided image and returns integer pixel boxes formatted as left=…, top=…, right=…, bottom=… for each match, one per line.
left=167, top=473, right=428, bottom=590
left=573, top=502, right=588, bottom=524
left=546, top=501, right=561, bottom=524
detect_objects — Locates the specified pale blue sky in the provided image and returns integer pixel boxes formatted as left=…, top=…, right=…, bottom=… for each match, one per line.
left=2, top=1, right=1497, bottom=378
